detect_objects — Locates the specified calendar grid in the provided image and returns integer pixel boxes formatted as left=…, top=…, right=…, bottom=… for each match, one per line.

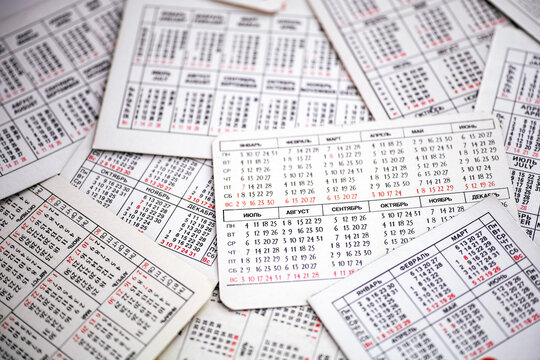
left=316, top=0, right=505, bottom=120
left=389, top=1, right=458, bottom=114
left=443, top=2, right=486, bottom=68
left=0, top=36, right=66, bottom=170
left=0, top=184, right=196, bottom=358
left=43, top=2, right=115, bottom=103
left=107, top=2, right=372, bottom=150
left=208, top=12, right=231, bottom=136
left=91, top=149, right=157, bottom=215
left=332, top=0, right=402, bottom=119
left=388, top=266, right=461, bottom=360
left=254, top=18, right=274, bottom=130
left=167, top=7, right=192, bottom=134
left=332, top=213, right=539, bottom=357
left=152, top=160, right=207, bottom=231
left=293, top=19, right=310, bottom=128
left=66, top=146, right=217, bottom=268
left=336, top=295, right=383, bottom=356
left=0, top=0, right=120, bottom=182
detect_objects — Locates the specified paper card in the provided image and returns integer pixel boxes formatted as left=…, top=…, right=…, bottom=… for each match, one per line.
left=212, top=112, right=518, bottom=309
left=476, top=27, right=540, bottom=244
left=61, top=131, right=218, bottom=282
left=93, top=0, right=371, bottom=159
left=0, top=0, right=122, bottom=199
left=308, top=0, right=509, bottom=120
left=0, top=175, right=214, bottom=359
left=310, top=197, right=540, bottom=360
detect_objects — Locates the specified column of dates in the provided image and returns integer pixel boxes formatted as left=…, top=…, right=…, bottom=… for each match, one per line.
left=79, top=0, right=122, bottom=97
left=296, top=18, right=337, bottom=128
left=120, top=6, right=154, bottom=130
left=377, top=2, right=453, bottom=117
left=197, top=10, right=236, bottom=135
left=0, top=32, right=36, bottom=175
left=128, top=6, right=189, bottom=132
left=421, top=0, right=486, bottom=112
left=173, top=8, right=221, bottom=135
left=321, top=135, right=373, bottom=277
left=255, top=15, right=293, bottom=130
left=322, top=0, right=399, bottom=117
left=257, top=13, right=308, bottom=131
left=210, top=11, right=267, bottom=135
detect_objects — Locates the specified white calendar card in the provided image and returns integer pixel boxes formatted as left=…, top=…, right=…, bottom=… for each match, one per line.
left=476, top=27, right=540, bottom=244
left=92, top=0, right=372, bottom=159
left=61, top=131, right=218, bottom=282
left=307, top=0, right=509, bottom=121
left=0, top=175, right=214, bottom=359
left=487, top=0, right=540, bottom=42
left=0, top=0, right=123, bottom=199
left=213, top=0, right=285, bottom=14
left=310, top=197, right=540, bottom=360
left=212, top=112, right=519, bottom=309
left=158, top=287, right=345, bottom=360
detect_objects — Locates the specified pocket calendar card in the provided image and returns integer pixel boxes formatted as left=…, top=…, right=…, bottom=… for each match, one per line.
left=310, top=197, right=540, bottom=360
left=0, top=176, right=214, bottom=359
left=93, top=0, right=371, bottom=159
left=212, top=112, right=518, bottom=309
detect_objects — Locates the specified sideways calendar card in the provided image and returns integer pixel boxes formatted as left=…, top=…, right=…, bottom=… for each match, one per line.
left=0, top=176, right=214, bottom=359
left=93, top=0, right=371, bottom=159
left=0, top=0, right=122, bottom=199
left=159, top=288, right=344, bottom=360
left=61, top=132, right=218, bottom=282
left=487, top=0, right=540, bottom=42
left=308, top=0, right=508, bottom=121
left=476, top=27, right=540, bottom=244
left=310, top=197, right=540, bottom=360
left=213, top=113, right=518, bottom=309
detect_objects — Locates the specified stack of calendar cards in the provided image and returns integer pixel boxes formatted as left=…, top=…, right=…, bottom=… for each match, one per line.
left=1, top=0, right=539, bottom=359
